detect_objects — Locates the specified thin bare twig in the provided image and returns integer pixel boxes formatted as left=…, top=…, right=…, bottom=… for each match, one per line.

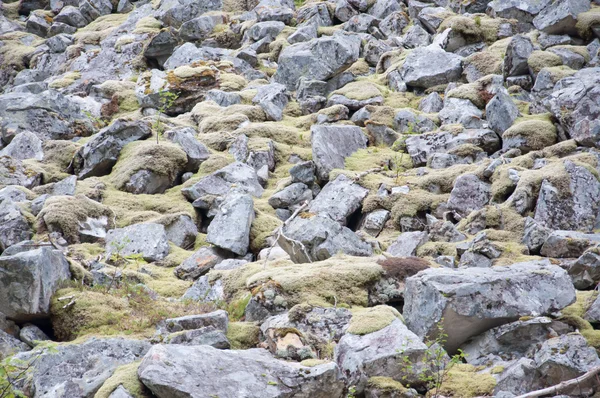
left=514, top=366, right=600, bottom=398
left=263, top=201, right=310, bottom=268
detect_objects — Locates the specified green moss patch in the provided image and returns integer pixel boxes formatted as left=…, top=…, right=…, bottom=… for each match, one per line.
left=227, top=322, right=260, bottom=349
left=94, top=362, right=152, bottom=398
left=332, top=81, right=383, bottom=101
left=503, top=117, right=557, bottom=153
left=527, top=51, right=563, bottom=75
left=436, top=364, right=496, bottom=398
left=367, top=377, right=408, bottom=394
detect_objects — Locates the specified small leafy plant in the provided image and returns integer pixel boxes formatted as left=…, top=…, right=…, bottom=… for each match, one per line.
left=153, top=90, right=179, bottom=144
left=399, top=319, right=467, bottom=398
left=0, top=343, right=58, bottom=398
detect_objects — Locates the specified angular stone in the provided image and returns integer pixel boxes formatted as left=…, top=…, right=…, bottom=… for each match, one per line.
left=206, top=191, right=255, bottom=255
left=311, top=124, right=367, bottom=181
left=105, top=223, right=170, bottom=262
left=138, top=345, right=345, bottom=398
left=540, top=231, right=600, bottom=258
left=0, top=247, right=70, bottom=321
left=400, top=45, right=463, bottom=89
left=404, top=259, right=576, bottom=352
left=447, top=174, right=491, bottom=219
left=174, top=247, right=232, bottom=280
left=308, top=174, right=368, bottom=224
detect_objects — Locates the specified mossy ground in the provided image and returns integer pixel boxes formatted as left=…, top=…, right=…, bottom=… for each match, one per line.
left=51, top=284, right=215, bottom=341
left=227, top=322, right=260, bottom=349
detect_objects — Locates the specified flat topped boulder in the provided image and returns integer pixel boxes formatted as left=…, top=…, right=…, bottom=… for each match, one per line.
left=274, top=32, right=361, bottom=90
left=403, top=259, right=576, bottom=353
left=399, top=44, right=463, bottom=88
left=308, top=174, right=369, bottom=224
left=105, top=223, right=170, bottom=262
left=137, top=345, right=345, bottom=398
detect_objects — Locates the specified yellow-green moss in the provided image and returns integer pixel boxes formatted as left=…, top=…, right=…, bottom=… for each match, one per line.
left=539, top=65, right=577, bottom=84
left=527, top=51, right=563, bottom=75
left=48, top=71, right=81, bottom=89
left=249, top=211, right=281, bottom=253
left=300, top=359, right=330, bottom=367
left=347, top=305, right=403, bottom=335
left=576, top=8, right=600, bottom=40
left=74, top=14, right=128, bottom=44
left=94, top=362, right=151, bottom=398
left=37, top=195, right=115, bottom=243
left=332, top=81, right=383, bottom=101
left=436, top=364, right=496, bottom=398
left=244, top=255, right=383, bottom=307
left=133, top=16, right=162, bottom=34
left=227, top=322, right=260, bottom=349
left=51, top=285, right=214, bottom=340
left=503, top=117, right=557, bottom=153
left=109, top=141, right=188, bottom=192
left=367, top=377, right=408, bottom=394
left=446, top=81, right=487, bottom=108
left=438, top=15, right=483, bottom=42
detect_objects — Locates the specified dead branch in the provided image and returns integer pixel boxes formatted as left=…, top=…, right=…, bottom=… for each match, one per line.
left=263, top=201, right=310, bottom=268
left=514, top=366, right=600, bottom=398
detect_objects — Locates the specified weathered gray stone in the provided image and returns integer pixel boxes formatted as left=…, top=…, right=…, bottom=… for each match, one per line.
left=0, top=329, right=30, bottom=360
left=503, top=35, right=533, bottom=77
left=335, top=319, right=431, bottom=394
left=486, top=90, right=519, bottom=135
left=534, top=160, right=600, bottom=232
left=105, top=223, right=170, bottom=262
left=404, top=259, right=576, bottom=352
left=279, top=214, right=372, bottom=263
left=0, top=200, right=32, bottom=253
left=399, top=44, right=463, bottom=88
left=533, top=0, right=590, bottom=36
left=10, top=338, right=150, bottom=398
left=206, top=191, right=255, bottom=255
left=447, top=174, right=491, bottom=219
left=540, top=231, right=600, bottom=258
left=156, top=0, right=222, bottom=28
left=160, top=213, right=198, bottom=249
left=252, top=83, right=288, bottom=121
left=0, top=247, right=70, bottom=321
left=387, top=231, right=428, bottom=257
left=274, top=32, right=361, bottom=90
left=72, top=119, right=152, bottom=179
left=268, top=182, right=312, bottom=209
left=174, top=247, right=232, bottom=280
left=179, top=15, right=215, bottom=42
left=569, top=251, right=600, bottom=289
left=311, top=124, right=367, bottom=181
left=138, top=345, right=345, bottom=398
left=19, top=324, right=50, bottom=347
left=308, top=174, right=368, bottom=224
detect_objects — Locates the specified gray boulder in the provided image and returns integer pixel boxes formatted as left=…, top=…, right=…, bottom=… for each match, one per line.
left=156, top=0, right=222, bottom=28
left=486, top=90, right=519, bottom=135
left=569, top=251, right=600, bottom=289
left=418, top=92, right=443, bottom=113
left=0, top=131, right=43, bottom=161
left=335, top=319, right=432, bottom=394
left=9, top=338, right=150, bottom=398
left=308, top=174, right=368, bottom=224
left=0, top=157, right=42, bottom=189
left=438, top=98, right=484, bottom=129
left=359, top=209, right=390, bottom=237
left=404, top=259, right=576, bottom=352
left=252, top=83, right=288, bottom=121
left=268, top=183, right=312, bottom=209
left=72, top=119, right=152, bottom=179
left=487, top=0, right=552, bottom=24
left=179, top=15, right=215, bottom=42
left=164, top=128, right=210, bottom=172
left=387, top=231, right=429, bottom=257
left=206, top=191, right=255, bottom=255
left=503, top=35, right=533, bottom=77
left=0, top=329, right=30, bottom=360
left=533, top=0, right=590, bottom=35
left=311, top=124, right=368, bottom=181
left=19, top=324, right=50, bottom=347
left=547, top=68, right=600, bottom=147
left=174, top=247, right=232, bottom=280
left=138, top=345, right=345, bottom=398
left=105, top=223, right=170, bottom=262
left=399, top=45, right=463, bottom=89
left=534, top=160, right=600, bottom=232
left=447, top=174, right=491, bottom=219
left=278, top=214, right=372, bottom=263
left=54, top=6, right=87, bottom=27
left=540, top=230, right=600, bottom=258
left=0, top=247, right=70, bottom=321
left=182, top=162, right=264, bottom=211
left=0, top=201, right=32, bottom=253
left=274, top=32, right=361, bottom=90
left=0, top=90, right=93, bottom=142
left=159, top=213, right=198, bottom=249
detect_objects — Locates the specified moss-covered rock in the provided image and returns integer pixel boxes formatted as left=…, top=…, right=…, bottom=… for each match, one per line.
left=502, top=116, right=557, bottom=153
left=436, top=364, right=496, bottom=398
left=527, top=50, right=563, bottom=75
left=347, top=305, right=403, bottom=335
left=95, top=362, right=152, bottom=398
left=227, top=321, right=260, bottom=349
left=37, top=194, right=115, bottom=244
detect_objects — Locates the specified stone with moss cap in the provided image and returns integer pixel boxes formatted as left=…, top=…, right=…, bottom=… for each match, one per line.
left=335, top=318, right=432, bottom=394
left=400, top=44, right=463, bottom=89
